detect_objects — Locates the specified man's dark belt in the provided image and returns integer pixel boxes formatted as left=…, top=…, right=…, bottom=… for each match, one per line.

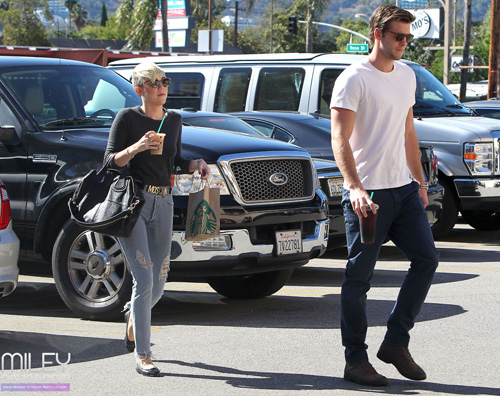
left=145, top=185, right=171, bottom=196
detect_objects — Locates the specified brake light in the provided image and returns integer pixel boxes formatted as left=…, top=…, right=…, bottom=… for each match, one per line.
left=0, top=183, right=12, bottom=230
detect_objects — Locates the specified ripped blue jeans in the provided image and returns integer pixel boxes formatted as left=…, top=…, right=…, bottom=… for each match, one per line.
left=118, top=190, right=173, bottom=359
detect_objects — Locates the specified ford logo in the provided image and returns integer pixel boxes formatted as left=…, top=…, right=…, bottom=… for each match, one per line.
left=268, top=172, right=288, bottom=186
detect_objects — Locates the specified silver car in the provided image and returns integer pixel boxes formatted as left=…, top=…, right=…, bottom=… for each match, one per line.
left=0, top=179, right=19, bottom=298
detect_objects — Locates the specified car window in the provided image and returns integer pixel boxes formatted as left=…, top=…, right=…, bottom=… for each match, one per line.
left=243, top=119, right=294, bottom=143
left=471, top=108, right=500, bottom=120
left=319, top=69, right=343, bottom=116
left=0, top=65, right=140, bottom=129
left=214, top=68, right=251, bottom=113
left=254, top=68, right=305, bottom=111
left=0, top=92, right=22, bottom=143
left=164, top=72, right=205, bottom=110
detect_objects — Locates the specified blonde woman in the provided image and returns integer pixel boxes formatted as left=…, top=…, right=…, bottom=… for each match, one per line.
left=104, top=61, right=210, bottom=376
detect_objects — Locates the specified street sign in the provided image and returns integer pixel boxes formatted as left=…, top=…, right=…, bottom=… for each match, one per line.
left=346, top=43, right=369, bottom=53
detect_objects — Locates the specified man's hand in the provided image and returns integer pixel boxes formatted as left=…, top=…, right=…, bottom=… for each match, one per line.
left=350, top=187, right=377, bottom=218
left=418, top=187, right=429, bottom=208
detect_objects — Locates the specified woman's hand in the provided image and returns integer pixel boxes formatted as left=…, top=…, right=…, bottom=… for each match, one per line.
left=134, top=131, right=161, bottom=153
left=189, top=159, right=211, bottom=180
left=113, top=131, right=160, bottom=167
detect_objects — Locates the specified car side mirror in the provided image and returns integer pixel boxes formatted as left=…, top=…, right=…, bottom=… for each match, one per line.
left=0, top=125, right=15, bottom=142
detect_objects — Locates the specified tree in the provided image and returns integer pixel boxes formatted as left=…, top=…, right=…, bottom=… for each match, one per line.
left=65, top=0, right=76, bottom=31
left=333, top=19, right=369, bottom=53
left=0, top=0, right=52, bottom=46
left=100, top=1, right=108, bottom=27
left=125, top=0, right=157, bottom=50
left=288, top=0, right=327, bottom=52
left=191, top=0, right=226, bottom=27
left=116, top=0, right=134, bottom=38
left=72, top=3, right=87, bottom=31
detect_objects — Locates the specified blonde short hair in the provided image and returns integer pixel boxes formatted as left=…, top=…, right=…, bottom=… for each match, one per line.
left=131, top=61, right=164, bottom=87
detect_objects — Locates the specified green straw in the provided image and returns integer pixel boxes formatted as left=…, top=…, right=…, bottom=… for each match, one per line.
left=370, top=192, right=374, bottom=200
left=157, top=114, right=166, bottom=133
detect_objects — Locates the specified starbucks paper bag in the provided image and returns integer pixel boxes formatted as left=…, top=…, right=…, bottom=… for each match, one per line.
left=185, top=185, right=220, bottom=241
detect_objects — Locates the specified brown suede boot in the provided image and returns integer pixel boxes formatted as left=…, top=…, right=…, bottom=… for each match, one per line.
left=344, top=361, right=388, bottom=386
left=377, top=340, right=427, bottom=381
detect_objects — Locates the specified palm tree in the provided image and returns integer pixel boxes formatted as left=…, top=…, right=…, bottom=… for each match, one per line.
left=72, top=3, right=87, bottom=31
left=65, top=0, right=76, bottom=31
left=120, top=0, right=157, bottom=51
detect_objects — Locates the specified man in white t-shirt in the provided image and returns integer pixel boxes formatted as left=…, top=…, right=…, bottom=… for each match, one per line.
left=330, top=5, right=439, bottom=387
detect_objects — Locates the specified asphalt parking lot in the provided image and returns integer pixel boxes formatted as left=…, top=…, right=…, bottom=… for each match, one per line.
left=1, top=221, right=499, bottom=396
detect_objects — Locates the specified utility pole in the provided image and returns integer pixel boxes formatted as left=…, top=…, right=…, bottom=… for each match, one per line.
left=437, top=0, right=451, bottom=85
left=233, top=1, right=239, bottom=47
left=488, top=0, right=500, bottom=98
left=459, top=0, right=471, bottom=101
left=232, top=1, right=247, bottom=48
left=208, top=0, right=212, bottom=53
left=160, top=0, right=169, bottom=53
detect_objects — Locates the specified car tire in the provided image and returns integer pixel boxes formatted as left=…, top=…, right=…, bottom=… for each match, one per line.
left=430, top=178, right=458, bottom=239
left=52, top=219, right=132, bottom=321
left=207, top=268, right=294, bottom=299
left=461, top=210, right=500, bottom=231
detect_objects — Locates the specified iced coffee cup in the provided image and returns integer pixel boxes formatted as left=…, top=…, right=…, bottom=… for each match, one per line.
left=360, top=203, right=379, bottom=244
left=150, top=133, right=165, bottom=155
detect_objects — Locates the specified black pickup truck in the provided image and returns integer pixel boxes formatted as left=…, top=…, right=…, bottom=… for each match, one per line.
left=0, top=57, right=329, bottom=320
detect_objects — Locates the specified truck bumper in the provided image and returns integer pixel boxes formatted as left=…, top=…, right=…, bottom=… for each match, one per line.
left=169, top=218, right=329, bottom=277
left=454, top=178, right=500, bottom=210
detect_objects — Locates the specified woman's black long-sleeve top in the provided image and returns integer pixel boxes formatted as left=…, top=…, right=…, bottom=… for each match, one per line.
left=104, top=106, right=191, bottom=187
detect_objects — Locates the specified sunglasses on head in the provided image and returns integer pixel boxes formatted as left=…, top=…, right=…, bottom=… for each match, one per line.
left=386, top=30, right=414, bottom=43
left=144, top=77, right=171, bottom=88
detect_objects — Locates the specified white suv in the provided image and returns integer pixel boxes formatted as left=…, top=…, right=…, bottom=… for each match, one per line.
left=0, top=180, right=19, bottom=298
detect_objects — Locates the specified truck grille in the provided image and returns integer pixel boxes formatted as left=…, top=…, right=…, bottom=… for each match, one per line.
left=229, top=158, right=313, bottom=204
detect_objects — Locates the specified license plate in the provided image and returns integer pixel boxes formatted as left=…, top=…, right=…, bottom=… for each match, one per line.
left=275, top=230, right=302, bottom=255
left=328, top=178, right=344, bottom=197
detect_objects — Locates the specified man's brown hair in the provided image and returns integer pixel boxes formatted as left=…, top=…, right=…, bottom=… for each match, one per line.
left=369, top=5, right=415, bottom=45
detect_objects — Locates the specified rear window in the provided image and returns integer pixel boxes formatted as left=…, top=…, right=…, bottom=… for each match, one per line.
left=319, top=69, right=343, bottom=116
left=214, top=68, right=251, bottom=113
left=164, top=72, right=204, bottom=110
left=254, top=68, right=305, bottom=111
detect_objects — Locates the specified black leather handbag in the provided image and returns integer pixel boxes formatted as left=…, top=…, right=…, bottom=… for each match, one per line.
left=68, top=163, right=145, bottom=238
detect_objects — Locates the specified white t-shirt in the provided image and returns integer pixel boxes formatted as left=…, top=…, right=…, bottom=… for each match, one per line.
left=330, top=58, right=416, bottom=190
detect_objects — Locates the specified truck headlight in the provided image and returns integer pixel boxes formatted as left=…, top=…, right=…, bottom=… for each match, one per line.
left=464, top=143, right=494, bottom=175
left=172, top=164, right=230, bottom=195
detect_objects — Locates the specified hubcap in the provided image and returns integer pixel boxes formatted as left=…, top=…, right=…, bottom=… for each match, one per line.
left=85, top=251, right=111, bottom=280
left=68, top=230, right=127, bottom=303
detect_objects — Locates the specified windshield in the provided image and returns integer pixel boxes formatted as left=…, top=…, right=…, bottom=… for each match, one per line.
left=408, top=63, right=470, bottom=117
left=182, top=115, right=263, bottom=136
left=0, top=64, right=140, bottom=129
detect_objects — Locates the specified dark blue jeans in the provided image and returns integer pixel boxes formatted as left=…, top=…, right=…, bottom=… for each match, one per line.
left=341, top=181, right=439, bottom=364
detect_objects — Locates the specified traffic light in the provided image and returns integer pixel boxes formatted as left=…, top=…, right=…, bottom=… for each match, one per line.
left=288, top=16, right=298, bottom=34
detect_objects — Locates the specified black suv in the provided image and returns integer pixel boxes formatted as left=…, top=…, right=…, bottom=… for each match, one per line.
left=0, top=57, right=329, bottom=320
